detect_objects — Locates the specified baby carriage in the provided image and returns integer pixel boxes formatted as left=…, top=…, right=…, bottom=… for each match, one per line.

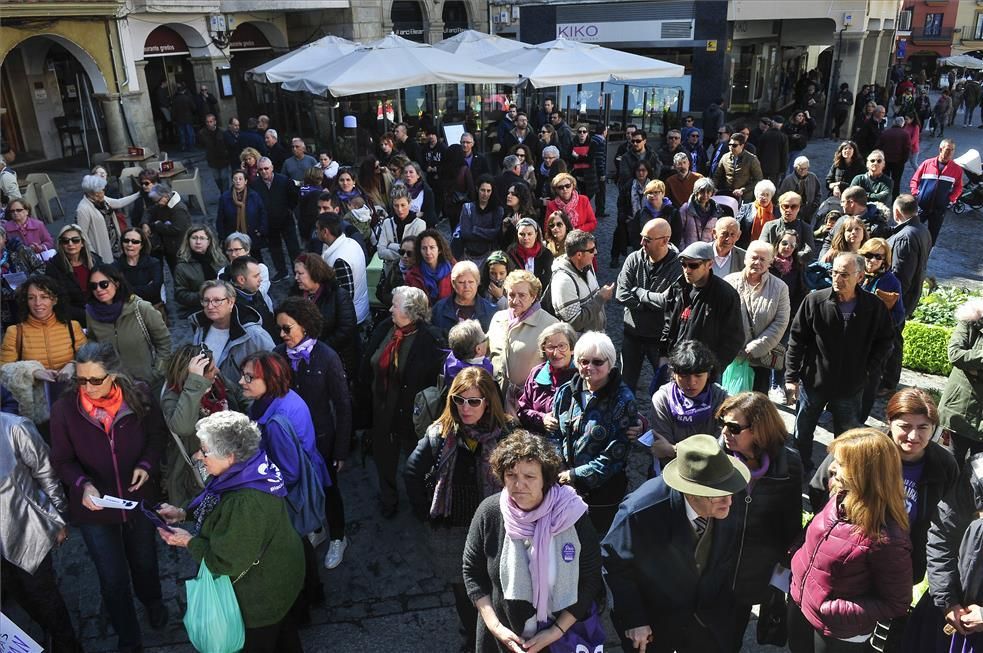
left=953, top=148, right=983, bottom=214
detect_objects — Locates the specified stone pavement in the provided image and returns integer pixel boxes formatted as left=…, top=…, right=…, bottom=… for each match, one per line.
left=8, top=111, right=983, bottom=653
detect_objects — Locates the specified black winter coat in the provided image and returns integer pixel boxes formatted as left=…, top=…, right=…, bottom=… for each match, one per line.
left=250, top=174, right=298, bottom=227
left=115, top=254, right=164, bottom=304
left=785, top=287, right=895, bottom=397
left=504, top=244, right=553, bottom=296
left=811, top=441, right=958, bottom=583
left=45, top=253, right=104, bottom=324
left=657, top=272, right=743, bottom=368
left=288, top=282, right=357, bottom=373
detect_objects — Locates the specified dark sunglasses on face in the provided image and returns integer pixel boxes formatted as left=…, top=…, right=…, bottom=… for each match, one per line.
left=681, top=260, right=704, bottom=270
left=556, top=183, right=572, bottom=190
left=122, top=238, right=142, bottom=245
left=75, top=374, right=109, bottom=387
left=399, top=249, right=414, bottom=257
left=278, top=323, right=295, bottom=333
left=721, top=421, right=751, bottom=435
left=89, top=280, right=113, bottom=291
left=631, top=138, right=644, bottom=144
left=728, top=142, right=740, bottom=148
left=868, top=158, right=883, bottom=163
left=577, top=358, right=607, bottom=367
left=451, top=395, right=485, bottom=408
left=60, top=237, right=82, bottom=245
left=579, top=247, right=596, bottom=255
left=863, top=252, right=884, bottom=261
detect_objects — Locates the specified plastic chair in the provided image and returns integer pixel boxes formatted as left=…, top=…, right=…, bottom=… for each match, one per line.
left=21, top=183, right=43, bottom=221
left=119, top=166, right=143, bottom=194
left=171, top=167, right=205, bottom=215
left=25, top=173, right=64, bottom=221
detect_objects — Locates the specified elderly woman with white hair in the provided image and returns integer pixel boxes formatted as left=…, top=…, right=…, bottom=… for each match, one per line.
left=155, top=411, right=305, bottom=653
left=725, top=239, right=791, bottom=393
left=431, top=260, right=498, bottom=333
left=679, top=177, right=724, bottom=248
left=735, top=179, right=777, bottom=249
left=75, top=173, right=140, bottom=262
left=778, top=155, right=823, bottom=224
left=363, top=285, right=445, bottom=518
left=551, top=330, right=638, bottom=534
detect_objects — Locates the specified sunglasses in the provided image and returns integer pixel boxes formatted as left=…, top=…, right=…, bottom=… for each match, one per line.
left=451, top=395, right=485, bottom=408
left=577, top=130, right=588, bottom=134
left=681, top=260, right=705, bottom=269
left=721, top=421, right=751, bottom=436
left=122, top=238, right=143, bottom=245
left=141, top=181, right=154, bottom=186
left=89, top=280, right=113, bottom=291
left=863, top=252, right=884, bottom=261
left=577, top=358, right=607, bottom=367
left=60, top=236, right=82, bottom=245
left=75, top=374, right=110, bottom=387
left=399, top=249, right=414, bottom=257
left=539, top=130, right=549, bottom=134
left=556, top=183, right=572, bottom=190
left=780, top=204, right=800, bottom=210
left=516, top=153, right=526, bottom=158
left=868, top=158, right=883, bottom=163
left=631, top=138, right=644, bottom=144
left=728, top=142, right=740, bottom=148
left=641, top=235, right=669, bottom=244
left=197, top=344, right=212, bottom=358
left=278, top=323, right=295, bottom=333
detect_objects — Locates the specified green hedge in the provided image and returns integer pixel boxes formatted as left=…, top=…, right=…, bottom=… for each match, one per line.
left=902, top=321, right=952, bottom=376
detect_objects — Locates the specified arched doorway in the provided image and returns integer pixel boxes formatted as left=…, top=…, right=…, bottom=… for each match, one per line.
left=442, top=1, right=470, bottom=40
left=229, top=23, right=275, bottom=124
left=1, top=35, right=110, bottom=162
left=143, top=26, right=197, bottom=145
left=392, top=1, right=426, bottom=43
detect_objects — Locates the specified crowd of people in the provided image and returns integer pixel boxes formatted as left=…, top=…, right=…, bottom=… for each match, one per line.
left=0, top=93, right=981, bottom=653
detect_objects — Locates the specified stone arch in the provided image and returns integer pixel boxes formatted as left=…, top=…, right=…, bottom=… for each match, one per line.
left=386, top=0, right=435, bottom=26
left=147, top=22, right=210, bottom=54
left=234, top=20, right=289, bottom=51
left=1, top=33, right=110, bottom=94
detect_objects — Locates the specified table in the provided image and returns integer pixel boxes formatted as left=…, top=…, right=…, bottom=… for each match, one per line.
left=104, top=151, right=155, bottom=164
left=158, top=162, right=187, bottom=180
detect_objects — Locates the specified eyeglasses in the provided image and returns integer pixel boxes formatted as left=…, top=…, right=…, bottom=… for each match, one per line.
left=868, top=158, right=883, bottom=163
left=577, top=358, right=607, bottom=367
left=451, top=395, right=485, bottom=408
left=728, top=142, right=740, bottom=148
left=577, top=129, right=588, bottom=134
left=668, top=136, right=681, bottom=140
left=721, top=421, right=751, bottom=436
left=226, top=247, right=246, bottom=256
left=88, top=280, right=113, bottom=291
left=681, top=260, right=705, bottom=269
left=515, top=153, right=526, bottom=158
left=578, top=247, right=597, bottom=255
left=198, top=344, right=211, bottom=358
left=189, top=235, right=210, bottom=242
left=399, top=249, right=414, bottom=257
left=122, top=238, right=143, bottom=245
left=9, top=207, right=27, bottom=213
left=631, top=138, right=644, bottom=144
left=544, top=343, right=570, bottom=353
left=240, top=372, right=257, bottom=383
left=201, top=297, right=229, bottom=307
left=780, top=204, right=800, bottom=210
left=75, top=374, right=110, bottom=387
left=863, top=252, right=884, bottom=261
left=279, top=323, right=295, bottom=333
left=641, top=235, right=669, bottom=244
left=60, top=237, right=82, bottom=245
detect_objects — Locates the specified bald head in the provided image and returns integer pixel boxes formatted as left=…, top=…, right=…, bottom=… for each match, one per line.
left=640, top=218, right=672, bottom=261
left=713, top=217, right=741, bottom=255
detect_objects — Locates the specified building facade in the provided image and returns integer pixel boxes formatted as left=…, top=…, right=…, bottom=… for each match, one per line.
left=950, top=0, right=983, bottom=58
left=895, top=0, right=959, bottom=77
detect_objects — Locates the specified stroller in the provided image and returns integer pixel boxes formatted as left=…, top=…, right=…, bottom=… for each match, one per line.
left=953, top=148, right=983, bottom=214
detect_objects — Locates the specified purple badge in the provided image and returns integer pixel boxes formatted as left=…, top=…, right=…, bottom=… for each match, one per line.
left=562, top=543, right=576, bottom=562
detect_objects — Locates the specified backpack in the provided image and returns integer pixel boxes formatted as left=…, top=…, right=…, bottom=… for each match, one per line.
left=539, top=266, right=575, bottom=319
left=413, top=380, right=448, bottom=438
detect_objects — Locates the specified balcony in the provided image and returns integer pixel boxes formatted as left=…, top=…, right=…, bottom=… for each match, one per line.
left=910, top=27, right=955, bottom=43
left=923, top=0, right=949, bottom=5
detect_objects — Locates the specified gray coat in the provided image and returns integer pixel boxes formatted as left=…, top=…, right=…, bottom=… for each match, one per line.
left=0, top=413, right=67, bottom=574
left=939, top=303, right=983, bottom=442
left=616, top=245, right=681, bottom=338
left=190, top=303, right=275, bottom=388
left=725, top=270, right=791, bottom=360
left=887, top=215, right=932, bottom=319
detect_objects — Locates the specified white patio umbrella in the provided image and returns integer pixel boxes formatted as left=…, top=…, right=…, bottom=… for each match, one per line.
left=279, top=34, right=517, bottom=96
left=246, top=35, right=360, bottom=83
left=433, top=30, right=528, bottom=58
left=939, top=54, right=983, bottom=70
left=480, top=37, right=684, bottom=88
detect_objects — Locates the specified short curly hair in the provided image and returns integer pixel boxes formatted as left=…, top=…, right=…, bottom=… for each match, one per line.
left=274, top=296, right=324, bottom=341
left=490, top=430, right=564, bottom=492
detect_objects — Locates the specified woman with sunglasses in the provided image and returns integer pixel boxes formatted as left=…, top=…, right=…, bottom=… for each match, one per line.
left=857, top=237, right=905, bottom=419
left=405, top=366, right=516, bottom=648
left=565, top=124, right=600, bottom=205
left=49, top=342, right=168, bottom=653
left=128, top=168, right=160, bottom=230
left=509, top=143, right=538, bottom=189
left=45, top=224, right=102, bottom=323
left=116, top=228, right=164, bottom=310
left=174, top=225, right=227, bottom=319
left=544, top=209, right=573, bottom=258
left=551, top=330, right=637, bottom=534
left=159, top=343, right=245, bottom=507
left=84, top=264, right=171, bottom=389
left=649, top=340, right=728, bottom=464
left=273, top=297, right=352, bottom=569
left=547, top=173, right=597, bottom=234
left=716, top=391, right=803, bottom=651
left=2, top=198, right=52, bottom=254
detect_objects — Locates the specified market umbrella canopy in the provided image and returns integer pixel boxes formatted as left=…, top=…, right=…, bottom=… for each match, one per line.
left=480, top=37, right=684, bottom=87
left=433, top=30, right=528, bottom=58
left=246, top=35, right=360, bottom=83
left=940, top=54, right=983, bottom=70
left=279, top=33, right=517, bottom=96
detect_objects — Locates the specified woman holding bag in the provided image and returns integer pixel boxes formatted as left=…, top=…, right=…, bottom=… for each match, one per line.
left=156, top=410, right=305, bottom=653
left=463, top=429, right=605, bottom=653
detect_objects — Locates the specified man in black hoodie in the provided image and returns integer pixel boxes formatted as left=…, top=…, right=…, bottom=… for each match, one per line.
left=225, top=255, right=277, bottom=341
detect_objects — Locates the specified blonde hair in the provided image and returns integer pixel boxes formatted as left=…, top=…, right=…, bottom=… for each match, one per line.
left=551, top=172, right=577, bottom=191
left=435, top=366, right=510, bottom=437
left=643, top=179, right=666, bottom=195
left=828, top=428, right=909, bottom=540
left=859, top=237, right=892, bottom=269
left=503, top=269, right=542, bottom=300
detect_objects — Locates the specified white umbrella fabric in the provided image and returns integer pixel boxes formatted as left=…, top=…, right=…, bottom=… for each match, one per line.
left=480, top=37, right=684, bottom=87
left=433, top=30, right=528, bottom=58
left=246, top=35, right=360, bottom=83
left=279, top=34, right=517, bottom=96
left=939, top=54, right=983, bottom=70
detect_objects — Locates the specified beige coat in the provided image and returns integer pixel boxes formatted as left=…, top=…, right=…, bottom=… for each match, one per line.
left=724, top=270, right=790, bottom=359
left=488, top=307, right=558, bottom=390
left=74, top=192, right=140, bottom=262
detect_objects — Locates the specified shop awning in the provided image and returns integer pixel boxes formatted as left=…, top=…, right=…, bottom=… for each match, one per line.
left=246, top=34, right=360, bottom=83
left=279, top=34, right=517, bottom=97
left=479, top=36, right=684, bottom=87
left=939, top=54, right=983, bottom=70
left=433, top=29, right=528, bottom=58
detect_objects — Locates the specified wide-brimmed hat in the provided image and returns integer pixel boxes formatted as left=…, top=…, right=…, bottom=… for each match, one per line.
left=662, top=434, right=750, bottom=497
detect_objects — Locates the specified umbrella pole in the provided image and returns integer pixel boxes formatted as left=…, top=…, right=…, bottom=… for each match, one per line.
left=397, top=88, right=404, bottom=124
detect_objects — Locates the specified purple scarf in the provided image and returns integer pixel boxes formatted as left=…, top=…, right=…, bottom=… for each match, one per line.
left=667, top=383, right=714, bottom=425
left=429, top=423, right=502, bottom=519
left=508, top=301, right=541, bottom=330
left=186, top=449, right=286, bottom=534
left=285, top=337, right=317, bottom=370
left=500, top=484, right=588, bottom=622
left=335, top=188, right=361, bottom=203
left=406, top=179, right=424, bottom=200
left=86, top=299, right=125, bottom=323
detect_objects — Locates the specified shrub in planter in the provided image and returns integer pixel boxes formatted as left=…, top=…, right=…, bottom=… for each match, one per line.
left=902, top=321, right=952, bottom=376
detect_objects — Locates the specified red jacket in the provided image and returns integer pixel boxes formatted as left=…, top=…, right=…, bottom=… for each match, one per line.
left=790, top=495, right=912, bottom=639
left=546, top=194, right=597, bottom=233
left=404, top=264, right=453, bottom=305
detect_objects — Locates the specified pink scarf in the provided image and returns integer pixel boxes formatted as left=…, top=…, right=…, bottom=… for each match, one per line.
left=554, top=191, right=582, bottom=228
left=500, top=484, right=588, bottom=622
left=507, top=301, right=540, bottom=330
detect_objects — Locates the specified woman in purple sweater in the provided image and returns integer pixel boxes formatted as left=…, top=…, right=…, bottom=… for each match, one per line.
left=516, top=322, right=578, bottom=436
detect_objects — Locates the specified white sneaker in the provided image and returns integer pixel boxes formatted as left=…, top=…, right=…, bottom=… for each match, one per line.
left=308, top=528, right=328, bottom=549
left=324, top=537, right=348, bottom=569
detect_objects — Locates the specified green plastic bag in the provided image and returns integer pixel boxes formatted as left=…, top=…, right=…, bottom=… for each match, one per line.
left=721, top=358, right=754, bottom=395
left=183, top=560, right=245, bottom=653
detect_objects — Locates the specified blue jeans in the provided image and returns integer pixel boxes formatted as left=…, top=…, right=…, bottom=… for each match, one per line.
left=210, top=165, right=230, bottom=193
left=793, top=383, right=862, bottom=473
left=78, top=518, right=163, bottom=649
left=178, top=122, right=196, bottom=151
